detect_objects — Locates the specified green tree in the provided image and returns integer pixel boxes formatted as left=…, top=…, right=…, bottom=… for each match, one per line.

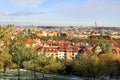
left=22, top=47, right=38, bottom=78
left=0, top=46, right=12, bottom=75
left=9, top=35, right=28, bottom=80
left=74, top=54, right=105, bottom=79
left=101, top=43, right=112, bottom=53
left=45, top=58, right=65, bottom=74
left=36, top=51, right=51, bottom=78
left=0, top=25, right=13, bottom=75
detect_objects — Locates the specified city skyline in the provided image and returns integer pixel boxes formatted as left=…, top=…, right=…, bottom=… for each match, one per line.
left=0, top=0, right=120, bottom=26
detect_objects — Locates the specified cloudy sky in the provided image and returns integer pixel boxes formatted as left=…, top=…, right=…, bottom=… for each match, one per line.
left=0, top=0, right=120, bottom=26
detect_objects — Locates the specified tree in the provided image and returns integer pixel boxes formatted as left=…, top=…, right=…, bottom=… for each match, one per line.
left=0, top=26, right=10, bottom=41
left=0, top=46, right=12, bottom=75
left=99, top=53, right=118, bottom=79
left=36, top=51, right=51, bottom=78
left=100, top=43, right=112, bottom=53
left=22, top=46, right=38, bottom=78
left=114, top=59, right=120, bottom=80
left=73, top=54, right=107, bottom=79
left=26, top=51, right=51, bottom=78
left=0, top=26, right=13, bottom=75
left=9, top=35, right=28, bottom=80
left=45, top=58, right=65, bottom=74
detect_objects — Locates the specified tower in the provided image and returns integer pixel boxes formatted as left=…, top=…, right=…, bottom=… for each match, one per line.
left=95, top=21, right=97, bottom=27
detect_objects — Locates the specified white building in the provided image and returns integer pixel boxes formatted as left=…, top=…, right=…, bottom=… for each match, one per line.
left=57, top=51, right=66, bottom=60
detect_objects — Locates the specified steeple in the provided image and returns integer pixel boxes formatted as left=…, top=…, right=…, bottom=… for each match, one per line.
left=95, top=21, right=97, bottom=27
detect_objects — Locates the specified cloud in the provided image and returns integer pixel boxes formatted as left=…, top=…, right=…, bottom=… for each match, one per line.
left=0, top=11, right=45, bottom=16
left=55, top=0, right=120, bottom=18
left=10, top=0, right=43, bottom=8
left=48, top=0, right=69, bottom=4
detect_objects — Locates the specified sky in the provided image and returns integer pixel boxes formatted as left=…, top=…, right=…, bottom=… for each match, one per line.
left=0, top=0, right=120, bottom=26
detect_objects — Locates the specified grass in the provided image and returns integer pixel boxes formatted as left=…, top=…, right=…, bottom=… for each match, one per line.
left=0, top=69, right=69, bottom=80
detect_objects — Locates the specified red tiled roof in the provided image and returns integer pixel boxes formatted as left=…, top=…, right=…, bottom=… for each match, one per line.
left=115, top=47, right=120, bottom=52
left=72, top=46, right=79, bottom=50
left=26, top=39, right=34, bottom=44
left=113, top=42, right=119, bottom=47
left=44, top=47, right=58, bottom=51
left=35, top=45, right=42, bottom=49
left=65, top=47, right=73, bottom=51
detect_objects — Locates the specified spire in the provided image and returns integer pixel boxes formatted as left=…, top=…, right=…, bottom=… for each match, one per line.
left=95, top=21, right=97, bottom=27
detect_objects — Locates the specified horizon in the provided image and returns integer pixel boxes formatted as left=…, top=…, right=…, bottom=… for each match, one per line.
left=0, top=0, right=120, bottom=27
